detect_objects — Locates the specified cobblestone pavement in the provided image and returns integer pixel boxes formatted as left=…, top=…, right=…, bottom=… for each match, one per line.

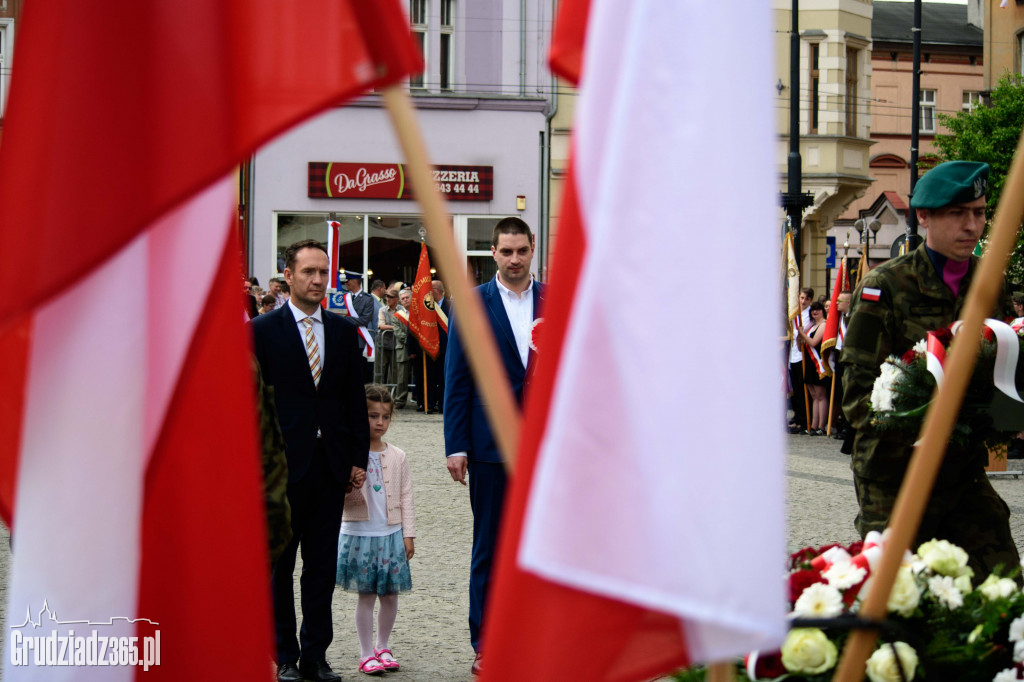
left=1, top=417, right=1024, bottom=680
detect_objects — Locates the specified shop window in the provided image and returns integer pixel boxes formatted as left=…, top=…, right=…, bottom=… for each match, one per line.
left=276, top=214, right=361, bottom=277
left=920, top=89, right=936, bottom=133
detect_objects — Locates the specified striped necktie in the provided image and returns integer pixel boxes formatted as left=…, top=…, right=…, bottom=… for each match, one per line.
left=302, top=317, right=321, bottom=387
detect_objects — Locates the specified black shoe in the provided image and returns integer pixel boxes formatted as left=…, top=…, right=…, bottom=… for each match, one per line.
left=299, top=659, right=341, bottom=682
left=277, top=662, right=303, bottom=682
left=788, top=425, right=804, bottom=434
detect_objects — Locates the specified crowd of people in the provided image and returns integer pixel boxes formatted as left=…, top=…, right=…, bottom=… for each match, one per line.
left=786, top=287, right=852, bottom=443
left=250, top=217, right=542, bottom=681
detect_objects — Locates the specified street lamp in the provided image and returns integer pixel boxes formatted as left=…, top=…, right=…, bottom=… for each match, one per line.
left=855, top=218, right=881, bottom=250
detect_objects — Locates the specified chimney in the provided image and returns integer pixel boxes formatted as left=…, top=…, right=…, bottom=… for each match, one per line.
left=968, top=0, right=984, bottom=30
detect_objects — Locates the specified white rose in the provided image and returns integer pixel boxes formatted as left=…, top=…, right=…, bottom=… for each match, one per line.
left=865, top=642, right=918, bottom=682
left=954, top=574, right=973, bottom=594
left=781, top=628, right=838, bottom=675
left=979, top=574, right=1017, bottom=601
left=917, top=539, right=970, bottom=577
left=887, top=566, right=921, bottom=617
left=1015, top=640, right=1024, bottom=664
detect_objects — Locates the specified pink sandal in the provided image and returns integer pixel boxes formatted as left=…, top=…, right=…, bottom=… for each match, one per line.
left=359, top=656, right=386, bottom=675
left=375, top=647, right=400, bottom=671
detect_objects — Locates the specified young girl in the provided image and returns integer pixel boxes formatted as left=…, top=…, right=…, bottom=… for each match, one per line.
left=337, top=385, right=416, bottom=675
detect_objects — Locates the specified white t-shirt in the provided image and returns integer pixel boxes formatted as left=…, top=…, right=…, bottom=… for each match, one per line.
left=789, top=307, right=810, bottom=364
left=340, top=449, right=402, bottom=537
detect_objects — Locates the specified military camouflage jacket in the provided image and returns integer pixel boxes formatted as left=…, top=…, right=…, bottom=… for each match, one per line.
left=841, top=244, right=988, bottom=485
left=254, top=358, right=292, bottom=566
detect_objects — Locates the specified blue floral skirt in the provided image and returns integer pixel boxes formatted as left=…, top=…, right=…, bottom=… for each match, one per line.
left=336, top=529, right=412, bottom=596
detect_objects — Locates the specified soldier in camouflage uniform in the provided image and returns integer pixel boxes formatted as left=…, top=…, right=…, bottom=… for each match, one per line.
left=841, top=161, right=1019, bottom=580
left=254, top=358, right=293, bottom=568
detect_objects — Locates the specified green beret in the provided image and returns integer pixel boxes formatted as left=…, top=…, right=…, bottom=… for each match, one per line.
left=910, top=161, right=989, bottom=209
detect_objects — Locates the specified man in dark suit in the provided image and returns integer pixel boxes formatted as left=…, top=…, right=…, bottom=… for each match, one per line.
left=443, top=217, right=544, bottom=675
left=251, top=239, right=370, bottom=682
left=342, top=270, right=376, bottom=383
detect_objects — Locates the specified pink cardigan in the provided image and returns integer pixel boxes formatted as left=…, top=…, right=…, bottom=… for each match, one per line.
left=342, top=443, right=416, bottom=537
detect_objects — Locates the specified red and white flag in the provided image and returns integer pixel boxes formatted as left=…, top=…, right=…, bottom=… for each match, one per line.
left=0, top=2, right=420, bottom=679
left=821, top=256, right=850, bottom=373
left=481, top=1, right=786, bottom=680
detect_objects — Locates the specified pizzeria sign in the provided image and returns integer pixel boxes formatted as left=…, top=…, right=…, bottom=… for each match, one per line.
left=308, top=162, right=493, bottom=201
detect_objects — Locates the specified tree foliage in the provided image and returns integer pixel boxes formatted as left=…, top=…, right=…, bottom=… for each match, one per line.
left=935, top=74, right=1024, bottom=283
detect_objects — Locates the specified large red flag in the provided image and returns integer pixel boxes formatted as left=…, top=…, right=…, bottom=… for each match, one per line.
left=481, top=1, right=786, bottom=680
left=406, top=243, right=445, bottom=359
left=0, top=2, right=420, bottom=679
left=821, top=256, right=851, bottom=373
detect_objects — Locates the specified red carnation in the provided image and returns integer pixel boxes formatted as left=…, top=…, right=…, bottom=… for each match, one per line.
left=847, top=540, right=865, bottom=556
left=983, top=326, right=995, bottom=343
left=933, top=326, right=954, bottom=345
left=789, top=546, right=820, bottom=570
left=901, top=349, right=918, bottom=364
left=746, top=651, right=787, bottom=679
left=788, top=568, right=826, bottom=604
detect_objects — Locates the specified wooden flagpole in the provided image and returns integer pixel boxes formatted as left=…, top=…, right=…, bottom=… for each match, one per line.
left=422, top=353, right=429, bottom=414
left=801, top=348, right=811, bottom=430
left=825, top=369, right=837, bottom=436
left=382, top=85, right=521, bottom=471
left=707, top=662, right=735, bottom=682
left=833, top=133, right=1024, bottom=682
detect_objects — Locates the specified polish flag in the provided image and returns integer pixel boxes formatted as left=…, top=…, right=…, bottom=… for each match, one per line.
left=480, top=1, right=787, bottom=680
left=0, top=2, right=420, bottom=679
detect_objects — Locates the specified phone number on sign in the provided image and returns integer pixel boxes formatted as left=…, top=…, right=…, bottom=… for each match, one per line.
left=435, top=183, right=480, bottom=195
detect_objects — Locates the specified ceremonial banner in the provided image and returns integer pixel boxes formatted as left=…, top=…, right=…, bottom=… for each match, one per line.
left=480, top=1, right=787, bottom=680
left=406, top=243, right=444, bottom=360
left=821, top=256, right=849, bottom=373
left=786, top=230, right=801, bottom=323
left=0, top=1, right=420, bottom=679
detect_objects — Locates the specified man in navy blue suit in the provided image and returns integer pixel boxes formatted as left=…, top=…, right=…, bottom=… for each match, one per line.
left=251, top=239, right=370, bottom=682
left=443, top=217, right=544, bottom=675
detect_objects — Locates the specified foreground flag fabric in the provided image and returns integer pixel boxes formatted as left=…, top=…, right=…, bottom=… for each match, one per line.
left=0, top=1, right=420, bottom=679
left=481, top=1, right=787, bottom=680
left=821, top=256, right=850, bottom=372
left=786, top=231, right=802, bottom=326
left=406, top=243, right=443, bottom=359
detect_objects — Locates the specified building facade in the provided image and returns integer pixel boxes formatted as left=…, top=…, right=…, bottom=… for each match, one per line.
left=982, top=0, right=1024, bottom=90
left=833, top=1, right=983, bottom=271
left=0, top=0, right=24, bottom=148
left=774, top=0, right=876, bottom=295
left=250, top=0, right=555, bottom=289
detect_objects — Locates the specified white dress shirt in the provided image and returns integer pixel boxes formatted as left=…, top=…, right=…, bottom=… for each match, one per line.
left=495, top=274, right=534, bottom=369
left=446, top=275, right=534, bottom=460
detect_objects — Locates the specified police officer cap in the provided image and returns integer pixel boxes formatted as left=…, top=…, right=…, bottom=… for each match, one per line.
left=910, top=161, right=990, bottom=209
left=342, top=270, right=364, bottom=280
